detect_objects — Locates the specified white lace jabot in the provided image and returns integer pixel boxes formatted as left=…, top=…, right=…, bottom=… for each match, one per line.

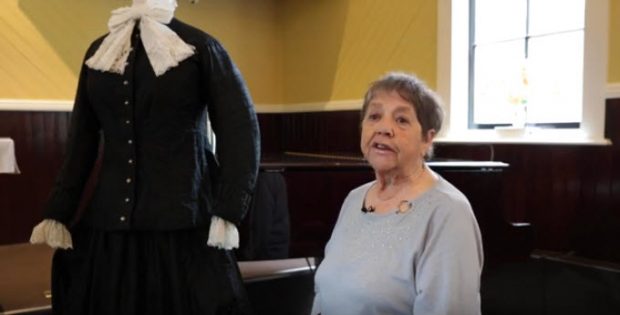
left=85, top=2, right=195, bottom=76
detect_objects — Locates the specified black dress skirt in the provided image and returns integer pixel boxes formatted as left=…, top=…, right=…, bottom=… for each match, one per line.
left=51, top=226, right=253, bottom=315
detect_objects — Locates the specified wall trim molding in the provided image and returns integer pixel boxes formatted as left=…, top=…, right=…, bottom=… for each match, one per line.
left=0, top=98, right=364, bottom=113
left=0, top=99, right=72, bottom=111
left=607, top=82, right=620, bottom=99
left=255, top=99, right=362, bottom=113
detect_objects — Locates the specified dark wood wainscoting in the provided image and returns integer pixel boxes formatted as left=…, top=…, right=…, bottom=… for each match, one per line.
left=1, top=99, right=619, bottom=263
left=0, top=111, right=71, bottom=244
left=435, top=142, right=616, bottom=259
left=259, top=99, right=620, bottom=263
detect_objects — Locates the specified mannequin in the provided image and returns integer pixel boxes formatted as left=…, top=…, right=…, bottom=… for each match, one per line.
left=30, top=0, right=259, bottom=314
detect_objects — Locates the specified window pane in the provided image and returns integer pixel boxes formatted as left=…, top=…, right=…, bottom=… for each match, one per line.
left=529, top=0, right=585, bottom=36
left=527, top=31, right=584, bottom=124
left=475, top=0, right=527, bottom=43
left=473, top=40, right=525, bottom=125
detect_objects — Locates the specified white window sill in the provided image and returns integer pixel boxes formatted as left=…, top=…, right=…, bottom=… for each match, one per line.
left=436, top=128, right=612, bottom=146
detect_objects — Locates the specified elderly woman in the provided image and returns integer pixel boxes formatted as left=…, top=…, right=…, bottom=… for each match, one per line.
left=311, top=72, right=483, bottom=315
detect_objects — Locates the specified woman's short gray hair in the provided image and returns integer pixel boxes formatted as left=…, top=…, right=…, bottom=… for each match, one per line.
left=360, top=72, right=444, bottom=159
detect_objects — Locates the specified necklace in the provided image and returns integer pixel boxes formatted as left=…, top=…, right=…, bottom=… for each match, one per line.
left=361, top=199, right=414, bottom=214
left=396, top=200, right=414, bottom=214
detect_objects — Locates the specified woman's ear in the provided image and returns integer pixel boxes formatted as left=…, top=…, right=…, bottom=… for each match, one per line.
left=422, top=129, right=436, bottom=160
left=424, top=129, right=437, bottom=143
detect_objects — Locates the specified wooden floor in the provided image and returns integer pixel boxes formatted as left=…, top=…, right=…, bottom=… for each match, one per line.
left=0, top=244, right=53, bottom=315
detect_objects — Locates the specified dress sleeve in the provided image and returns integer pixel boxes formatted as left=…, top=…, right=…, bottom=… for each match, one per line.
left=412, top=202, right=484, bottom=315
left=200, top=37, right=260, bottom=226
left=42, top=48, right=101, bottom=225
left=207, top=216, right=239, bottom=249
left=30, top=219, right=73, bottom=249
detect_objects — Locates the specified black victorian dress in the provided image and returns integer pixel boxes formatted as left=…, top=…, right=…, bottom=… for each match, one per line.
left=43, top=19, right=259, bottom=315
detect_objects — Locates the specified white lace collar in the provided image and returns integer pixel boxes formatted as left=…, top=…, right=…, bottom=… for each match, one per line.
left=85, top=2, right=195, bottom=76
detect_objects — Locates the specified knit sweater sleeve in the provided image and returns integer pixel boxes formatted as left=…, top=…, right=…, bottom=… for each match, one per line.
left=412, top=198, right=484, bottom=315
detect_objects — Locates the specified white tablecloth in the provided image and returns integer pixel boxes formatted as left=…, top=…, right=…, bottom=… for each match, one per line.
left=0, top=137, right=20, bottom=174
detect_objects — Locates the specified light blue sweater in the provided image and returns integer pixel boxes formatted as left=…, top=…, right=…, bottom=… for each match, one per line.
left=312, top=175, right=483, bottom=315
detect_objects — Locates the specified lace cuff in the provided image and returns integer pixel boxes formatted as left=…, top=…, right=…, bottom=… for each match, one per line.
left=30, top=219, right=73, bottom=249
left=207, top=216, right=239, bottom=250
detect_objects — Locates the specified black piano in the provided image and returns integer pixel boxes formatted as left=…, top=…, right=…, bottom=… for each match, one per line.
left=240, top=150, right=533, bottom=267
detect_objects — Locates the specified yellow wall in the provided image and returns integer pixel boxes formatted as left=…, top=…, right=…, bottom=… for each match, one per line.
left=279, top=0, right=437, bottom=104
left=0, top=0, right=618, bottom=106
left=278, top=0, right=350, bottom=104
left=178, top=0, right=282, bottom=104
left=0, top=0, right=282, bottom=103
left=0, top=1, right=119, bottom=99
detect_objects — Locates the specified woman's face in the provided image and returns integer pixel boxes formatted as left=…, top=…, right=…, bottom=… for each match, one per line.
left=360, top=89, right=434, bottom=176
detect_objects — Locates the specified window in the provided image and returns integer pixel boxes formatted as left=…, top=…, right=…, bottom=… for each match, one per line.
left=437, top=0, right=609, bottom=144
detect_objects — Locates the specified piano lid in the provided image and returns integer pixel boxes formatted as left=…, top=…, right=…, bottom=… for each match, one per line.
left=260, top=151, right=508, bottom=171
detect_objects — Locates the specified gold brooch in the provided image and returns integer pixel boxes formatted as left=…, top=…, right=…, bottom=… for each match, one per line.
left=396, top=200, right=413, bottom=214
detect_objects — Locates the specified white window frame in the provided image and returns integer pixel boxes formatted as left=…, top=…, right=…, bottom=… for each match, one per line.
left=436, top=0, right=610, bottom=145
